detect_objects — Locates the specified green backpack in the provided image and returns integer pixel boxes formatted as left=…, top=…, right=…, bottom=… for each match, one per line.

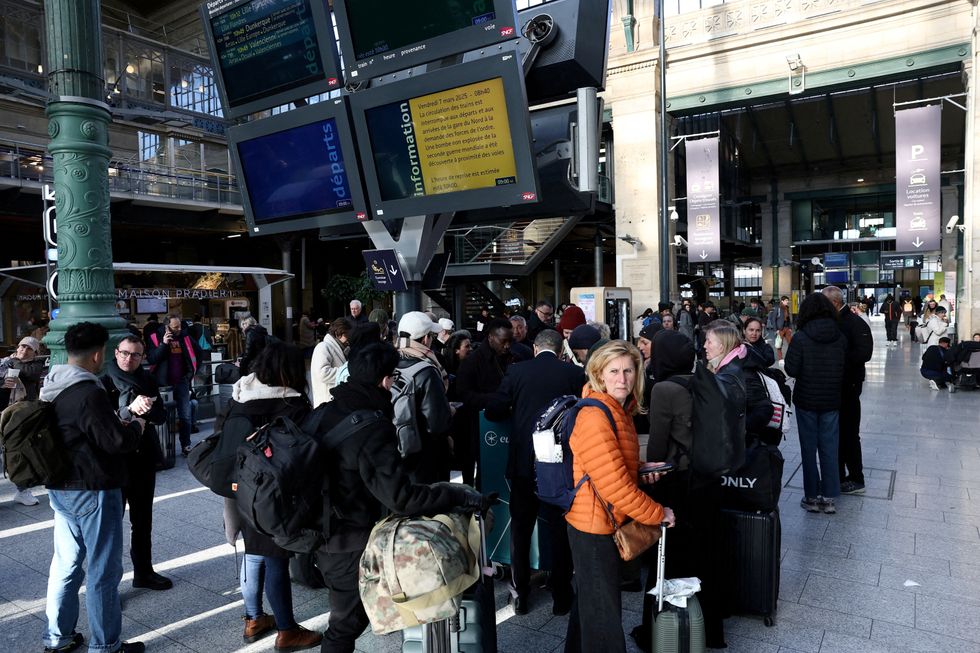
left=0, top=399, right=72, bottom=487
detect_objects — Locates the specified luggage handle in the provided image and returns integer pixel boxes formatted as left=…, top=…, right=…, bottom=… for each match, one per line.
left=655, top=522, right=668, bottom=613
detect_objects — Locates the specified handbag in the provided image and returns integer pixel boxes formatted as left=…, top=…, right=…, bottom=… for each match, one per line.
left=593, top=485, right=661, bottom=561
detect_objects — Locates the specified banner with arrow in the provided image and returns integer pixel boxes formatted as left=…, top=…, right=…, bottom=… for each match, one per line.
left=362, top=249, right=407, bottom=292
left=686, top=136, right=721, bottom=263
left=895, top=105, right=941, bottom=253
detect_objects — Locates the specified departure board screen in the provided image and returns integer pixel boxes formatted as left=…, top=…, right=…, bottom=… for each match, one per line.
left=236, top=117, right=353, bottom=222
left=349, top=1, right=496, bottom=60
left=364, top=77, right=517, bottom=200
left=202, top=0, right=340, bottom=118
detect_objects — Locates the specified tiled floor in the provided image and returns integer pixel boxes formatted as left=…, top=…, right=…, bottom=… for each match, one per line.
left=1, top=316, right=978, bottom=652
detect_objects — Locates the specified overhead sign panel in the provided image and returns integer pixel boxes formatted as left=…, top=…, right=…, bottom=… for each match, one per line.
left=824, top=252, right=849, bottom=268
left=895, top=105, right=941, bottom=252
left=686, top=136, right=721, bottom=263
left=880, top=253, right=923, bottom=270
left=201, top=0, right=341, bottom=120
left=363, top=249, right=407, bottom=291
left=350, top=52, right=540, bottom=220
left=228, top=97, right=368, bottom=235
left=334, top=0, right=518, bottom=82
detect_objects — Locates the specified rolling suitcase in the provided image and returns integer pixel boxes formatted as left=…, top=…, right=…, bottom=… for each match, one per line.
left=718, top=508, right=780, bottom=626
left=651, top=524, right=706, bottom=653
left=402, top=512, right=497, bottom=653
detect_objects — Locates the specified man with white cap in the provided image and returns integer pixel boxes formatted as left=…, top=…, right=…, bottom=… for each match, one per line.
left=1, top=336, right=47, bottom=505
left=430, top=317, right=455, bottom=365
left=395, top=312, right=453, bottom=483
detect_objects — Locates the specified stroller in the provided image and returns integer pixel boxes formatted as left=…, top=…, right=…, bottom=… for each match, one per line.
left=951, top=341, right=980, bottom=390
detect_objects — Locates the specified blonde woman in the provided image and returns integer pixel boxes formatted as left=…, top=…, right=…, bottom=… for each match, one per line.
left=563, top=340, right=674, bottom=653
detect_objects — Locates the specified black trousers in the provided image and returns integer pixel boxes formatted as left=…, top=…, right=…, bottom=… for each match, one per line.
left=122, top=458, right=157, bottom=576
left=315, top=548, right=369, bottom=653
left=564, top=525, right=625, bottom=653
left=838, top=381, right=865, bottom=484
left=508, top=477, right=573, bottom=601
left=885, top=320, right=899, bottom=342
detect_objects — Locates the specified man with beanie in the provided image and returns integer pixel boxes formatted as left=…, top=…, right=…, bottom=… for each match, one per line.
left=1, top=335, right=47, bottom=506
left=566, top=324, right=602, bottom=366
left=313, top=342, right=495, bottom=653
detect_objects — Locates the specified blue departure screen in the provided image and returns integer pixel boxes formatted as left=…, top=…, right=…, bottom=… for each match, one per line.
left=237, top=117, right=353, bottom=222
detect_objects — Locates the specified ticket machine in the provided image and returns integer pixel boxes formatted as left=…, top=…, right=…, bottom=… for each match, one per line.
left=569, top=287, right=633, bottom=340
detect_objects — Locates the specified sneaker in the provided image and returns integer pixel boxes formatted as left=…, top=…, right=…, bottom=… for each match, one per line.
left=948, top=383, right=957, bottom=394
left=928, top=380, right=940, bottom=391
left=117, top=643, right=145, bottom=653
left=821, top=498, right=837, bottom=514
left=181, top=445, right=192, bottom=457
left=800, top=497, right=822, bottom=513
left=44, top=632, right=84, bottom=653
left=840, top=481, right=866, bottom=495
left=14, top=489, right=38, bottom=506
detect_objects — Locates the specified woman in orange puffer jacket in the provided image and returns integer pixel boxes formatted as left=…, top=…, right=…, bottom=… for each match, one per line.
left=563, top=340, right=675, bottom=653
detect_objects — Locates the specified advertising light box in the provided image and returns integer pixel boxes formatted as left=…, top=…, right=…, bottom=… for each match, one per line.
left=201, top=0, right=342, bottom=120
left=350, top=52, right=539, bottom=220
left=228, top=97, right=368, bottom=235
left=334, top=0, right=518, bottom=82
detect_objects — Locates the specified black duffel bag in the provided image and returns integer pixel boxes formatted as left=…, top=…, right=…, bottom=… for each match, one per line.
left=719, top=442, right=784, bottom=512
left=214, top=362, right=242, bottom=385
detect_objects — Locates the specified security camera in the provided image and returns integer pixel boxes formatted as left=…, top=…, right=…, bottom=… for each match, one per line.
left=673, top=234, right=689, bottom=248
left=946, top=215, right=960, bottom=234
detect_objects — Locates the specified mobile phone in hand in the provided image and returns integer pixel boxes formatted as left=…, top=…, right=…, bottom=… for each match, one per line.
left=639, top=462, right=676, bottom=476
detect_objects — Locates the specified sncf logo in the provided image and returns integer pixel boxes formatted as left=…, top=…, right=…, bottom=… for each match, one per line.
left=500, top=26, right=515, bottom=37
left=328, top=77, right=339, bottom=86
left=521, top=192, right=537, bottom=201
left=356, top=212, right=367, bottom=221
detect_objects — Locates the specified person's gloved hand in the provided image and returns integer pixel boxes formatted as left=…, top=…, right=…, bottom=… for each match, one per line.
left=460, top=488, right=499, bottom=514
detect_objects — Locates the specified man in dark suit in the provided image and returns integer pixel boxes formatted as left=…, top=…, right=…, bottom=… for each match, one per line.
left=486, top=329, right=586, bottom=617
left=822, top=286, right=874, bottom=494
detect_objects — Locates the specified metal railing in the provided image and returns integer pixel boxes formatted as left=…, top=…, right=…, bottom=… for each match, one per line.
left=448, top=217, right=568, bottom=265
left=0, top=138, right=242, bottom=207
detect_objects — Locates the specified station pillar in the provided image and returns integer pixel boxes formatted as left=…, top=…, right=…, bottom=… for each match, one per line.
left=42, top=0, right=127, bottom=363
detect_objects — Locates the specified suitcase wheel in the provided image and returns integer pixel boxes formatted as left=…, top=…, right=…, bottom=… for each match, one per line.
left=764, top=616, right=775, bottom=627
left=491, top=562, right=507, bottom=581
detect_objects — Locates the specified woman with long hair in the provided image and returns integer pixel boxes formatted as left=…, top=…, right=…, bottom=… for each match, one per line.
left=564, top=341, right=675, bottom=653
left=217, top=342, right=322, bottom=651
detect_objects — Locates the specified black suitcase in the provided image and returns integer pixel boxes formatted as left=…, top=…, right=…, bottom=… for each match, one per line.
left=718, top=508, right=780, bottom=626
left=402, top=513, right=497, bottom=653
left=155, top=402, right=177, bottom=471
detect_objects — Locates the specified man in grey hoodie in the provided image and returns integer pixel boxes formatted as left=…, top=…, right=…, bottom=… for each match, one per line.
left=41, top=322, right=146, bottom=653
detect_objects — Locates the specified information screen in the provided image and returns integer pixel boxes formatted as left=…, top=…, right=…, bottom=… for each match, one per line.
left=228, top=98, right=368, bottom=235
left=237, top=118, right=353, bottom=222
left=334, top=0, right=518, bottom=81
left=350, top=53, right=538, bottom=219
left=365, top=77, right=517, bottom=200
left=202, top=0, right=340, bottom=119
left=349, top=1, right=496, bottom=60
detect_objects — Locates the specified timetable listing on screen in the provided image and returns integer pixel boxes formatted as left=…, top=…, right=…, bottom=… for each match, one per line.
left=366, top=77, right=518, bottom=200
left=202, top=0, right=340, bottom=119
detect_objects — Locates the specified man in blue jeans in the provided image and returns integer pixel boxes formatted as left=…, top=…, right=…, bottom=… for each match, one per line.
left=146, top=314, right=203, bottom=456
left=40, top=322, right=146, bottom=653
left=920, top=336, right=954, bottom=391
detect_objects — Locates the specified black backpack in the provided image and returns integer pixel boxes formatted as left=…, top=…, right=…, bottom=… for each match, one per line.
left=666, top=364, right=745, bottom=477
left=233, top=409, right=385, bottom=553
left=0, top=383, right=88, bottom=488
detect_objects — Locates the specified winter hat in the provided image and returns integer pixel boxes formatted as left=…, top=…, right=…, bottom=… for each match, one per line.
left=639, top=322, right=663, bottom=342
left=568, top=324, right=602, bottom=350
left=18, top=336, right=41, bottom=352
left=557, top=305, right=587, bottom=332
left=368, top=308, right=389, bottom=324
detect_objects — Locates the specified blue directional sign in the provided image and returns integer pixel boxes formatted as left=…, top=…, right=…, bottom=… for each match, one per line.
left=363, top=249, right=406, bottom=292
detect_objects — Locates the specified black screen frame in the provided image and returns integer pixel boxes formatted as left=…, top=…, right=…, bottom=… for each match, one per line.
left=333, top=0, right=519, bottom=82
left=227, top=97, right=369, bottom=236
left=349, top=51, right=539, bottom=221
left=200, top=0, right=343, bottom=120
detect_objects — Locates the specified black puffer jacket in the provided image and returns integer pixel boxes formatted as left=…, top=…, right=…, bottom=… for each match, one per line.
left=838, top=307, right=873, bottom=386
left=313, top=380, right=473, bottom=553
left=784, top=317, right=847, bottom=411
left=741, top=340, right=776, bottom=440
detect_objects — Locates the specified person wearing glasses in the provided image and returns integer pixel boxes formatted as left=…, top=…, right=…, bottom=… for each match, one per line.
left=101, top=335, right=173, bottom=591
left=526, top=299, right=556, bottom=342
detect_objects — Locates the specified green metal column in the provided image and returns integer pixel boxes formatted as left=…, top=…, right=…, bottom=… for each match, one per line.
left=42, top=0, right=127, bottom=363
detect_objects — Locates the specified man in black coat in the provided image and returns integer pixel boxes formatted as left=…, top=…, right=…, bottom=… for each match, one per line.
left=455, top=318, right=514, bottom=486
left=525, top=300, right=556, bottom=343
left=313, top=343, right=493, bottom=653
left=101, top=335, right=172, bottom=591
left=822, top=286, right=874, bottom=494
left=486, top=329, right=585, bottom=616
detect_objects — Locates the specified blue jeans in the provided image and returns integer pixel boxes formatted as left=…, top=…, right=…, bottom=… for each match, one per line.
left=920, top=369, right=952, bottom=385
left=173, top=378, right=193, bottom=448
left=44, top=489, right=124, bottom=653
left=795, top=409, right=841, bottom=500
left=240, top=554, right=296, bottom=631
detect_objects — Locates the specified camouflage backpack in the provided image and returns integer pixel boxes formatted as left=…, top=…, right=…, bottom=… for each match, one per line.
left=358, top=511, right=480, bottom=635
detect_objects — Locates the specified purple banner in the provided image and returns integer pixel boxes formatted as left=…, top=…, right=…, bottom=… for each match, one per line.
left=895, top=105, right=941, bottom=252
left=686, top=136, right=721, bottom=263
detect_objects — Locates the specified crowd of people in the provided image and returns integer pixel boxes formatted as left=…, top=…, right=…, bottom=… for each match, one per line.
left=7, top=286, right=975, bottom=653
